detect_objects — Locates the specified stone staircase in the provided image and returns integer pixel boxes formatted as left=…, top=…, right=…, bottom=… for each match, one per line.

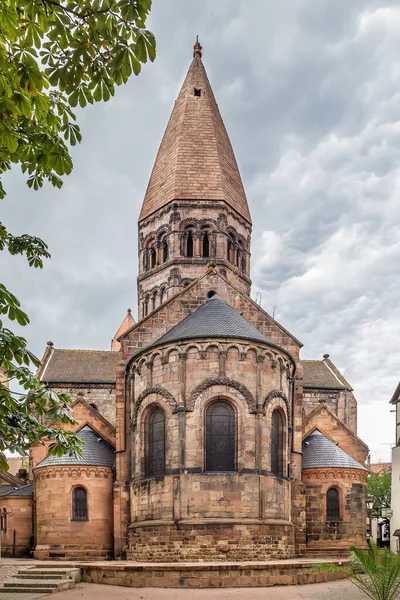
left=0, top=567, right=81, bottom=595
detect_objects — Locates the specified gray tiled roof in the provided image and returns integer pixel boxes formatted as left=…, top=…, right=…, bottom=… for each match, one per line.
left=301, top=360, right=348, bottom=390
left=0, top=484, right=33, bottom=497
left=302, top=430, right=367, bottom=470
left=40, top=349, right=120, bottom=383
left=35, top=426, right=115, bottom=469
left=153, top=294, right=269, bottom=346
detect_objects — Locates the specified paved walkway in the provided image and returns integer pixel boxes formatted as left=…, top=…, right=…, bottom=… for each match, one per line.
left=33, top=580, right=367, bottom=599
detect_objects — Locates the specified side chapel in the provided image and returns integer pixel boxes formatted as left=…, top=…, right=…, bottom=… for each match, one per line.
left=1, top=41, right=369, bottom=561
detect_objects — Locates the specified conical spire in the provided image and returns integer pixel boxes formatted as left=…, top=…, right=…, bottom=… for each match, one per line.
left=139, top=40, right=251, bottom=224
left=111, top=309, right=135, bottom=351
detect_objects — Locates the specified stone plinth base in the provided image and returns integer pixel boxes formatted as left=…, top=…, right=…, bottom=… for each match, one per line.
left=79, top=560, right=347, bottom=588
left=34, top=545, right=113, bottom=561
left=128, top=519, right=295, bottom=562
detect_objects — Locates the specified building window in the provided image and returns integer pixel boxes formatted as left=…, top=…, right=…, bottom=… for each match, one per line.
left=227, top=232, right=235, bottom=263
left=205, top=400, right=235, bottom=472
left=194, top=88, right=201, bottom=97
left=145, top=406, right=165, bottom=477
left=202, top=231, right=210, bottom=258
left=1, top=508, right=7, bottom=533
left=72, top=487, right=88, bottom=521
left=150, top=246, right=157, bottom=269
left=326, top=488, right=340, bottom=520
left=186, top=231, right=194, bottom=257
left=271, top=409, right=284, bottom=477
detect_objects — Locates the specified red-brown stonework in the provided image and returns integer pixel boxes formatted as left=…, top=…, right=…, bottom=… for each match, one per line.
left=33, top=465, right=114, bottom=560
left=21, top=44, right=369, bottom=566
left=302, top=467, right=368, bottom=555
left=0, top=496, right=33, bottom=557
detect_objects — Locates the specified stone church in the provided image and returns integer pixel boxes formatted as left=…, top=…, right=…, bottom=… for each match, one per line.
left=1, top=41, right=369, bottom=561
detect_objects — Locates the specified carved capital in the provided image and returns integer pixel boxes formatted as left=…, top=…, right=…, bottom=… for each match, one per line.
left=239, top=352, right=247, bottom=361
left=199, top=351, right=207, bottom=359
left=256, top=355, right=265, bottom=363
left=161, top=355, right=169, bottom=365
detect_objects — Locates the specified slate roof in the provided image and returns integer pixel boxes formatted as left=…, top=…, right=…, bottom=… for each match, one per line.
left=0, top=484, right=33, bottom=497
left=153, top=294, right=269, bottom=347
left=301, top=359, right=351, bottom=390
left=302, top=430, right=367, bottom=470
left=40, top=349, right=120, bottom=384
left=35, top=426, right=115, bottom=469
left=139, top=42, right=251, bottom=223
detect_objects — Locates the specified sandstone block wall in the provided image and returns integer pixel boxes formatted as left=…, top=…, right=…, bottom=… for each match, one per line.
left=0, top=497, right=32, bottom=557
left=34, top=465, right=114, bottom=560
left=303, top=467, right=367, bottom=552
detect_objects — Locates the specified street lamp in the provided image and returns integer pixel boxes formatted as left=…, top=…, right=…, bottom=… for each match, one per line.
left=367, top=498, right=374, bottom=512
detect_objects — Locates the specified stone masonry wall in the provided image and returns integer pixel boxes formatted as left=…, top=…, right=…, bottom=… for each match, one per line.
left=303, top=467, right=367, bottom=553
left=34, top=465, right=114, bottom=560
left=0, top=497, right=32, bottom=557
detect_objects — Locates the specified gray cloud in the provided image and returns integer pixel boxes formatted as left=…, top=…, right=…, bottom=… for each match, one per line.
left=1, top=0, right=399, bottom=462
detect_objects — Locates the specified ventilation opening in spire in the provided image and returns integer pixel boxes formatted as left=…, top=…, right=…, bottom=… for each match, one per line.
left=194, top=88, right=201, bottom=97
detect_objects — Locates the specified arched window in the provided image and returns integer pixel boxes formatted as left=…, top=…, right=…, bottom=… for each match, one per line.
left=143, top=296, right=149, bottom=318
left=227, top=231, right=235, bottom=264
left=1, top=508, right=7, bottom=533
left=162, top=239, right=168, bottom=262
left=150, top=246, right=157, bottom=269
left=205, top=400, right=235, bottom=472
left=202, top=231, right=210, bottom=258
left=271, top=409, right=285, bottom=478
left=160, top=287, right=166, bottom=304
left=241, top=253, right=246, bottom=273
left=72, top=487, right=88, bottom=521
left=326, top=488, right=340, bottom=520
left=186, top=231, right=194, bottom=257
left=145, top=406, right=165, bottom=477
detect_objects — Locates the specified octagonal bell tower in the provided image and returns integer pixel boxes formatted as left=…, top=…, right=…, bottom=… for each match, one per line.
left=137, top=39, right=252, bottom=318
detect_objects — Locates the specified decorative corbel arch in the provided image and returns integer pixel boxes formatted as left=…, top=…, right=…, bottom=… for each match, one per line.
left=132, top=386, right=178, bottom=428
left=187, top=377, right=256, bottom=412
left=263, top=390, right=290, bottom=422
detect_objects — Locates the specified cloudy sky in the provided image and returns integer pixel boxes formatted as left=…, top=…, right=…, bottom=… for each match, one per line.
left=2, top=0, right=399, bottom=461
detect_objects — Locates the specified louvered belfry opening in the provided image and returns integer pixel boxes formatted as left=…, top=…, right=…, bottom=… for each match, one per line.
left=72, top=487, right=88, bottom=521
left=205, top=400, right=235, bottom=472
left=271, top=410, right=284, bottom=478
left=145, top=407, right=166, bottom=477
left=326, top=488, right=340, bottom=520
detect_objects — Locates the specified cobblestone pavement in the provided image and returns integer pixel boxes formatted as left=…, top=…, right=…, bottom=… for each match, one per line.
left=37, top=580, right=367, bottom=600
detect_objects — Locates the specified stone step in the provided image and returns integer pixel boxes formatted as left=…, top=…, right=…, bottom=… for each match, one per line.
left=0, top=589, right=57, bottom=595
left=16, top=573, right=66, bottom=580
left=3, top=578, right=75, bottom=592
left=20, top=568, right=81, bottom=581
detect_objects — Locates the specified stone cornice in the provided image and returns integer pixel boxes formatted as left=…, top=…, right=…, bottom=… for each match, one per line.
left=302, top=468, right=367, bottom=483
left=34, top=466, right=113, bottom=479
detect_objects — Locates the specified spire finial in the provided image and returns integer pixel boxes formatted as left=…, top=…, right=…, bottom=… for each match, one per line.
left=193, top=36, right=202, bottom=58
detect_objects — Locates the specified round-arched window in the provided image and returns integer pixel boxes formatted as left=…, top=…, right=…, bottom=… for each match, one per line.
left=145, top=407, right=165, bottom=477
left=205, top=401, right=235, bottom=472
left=72, top=487, right=88, bottom=521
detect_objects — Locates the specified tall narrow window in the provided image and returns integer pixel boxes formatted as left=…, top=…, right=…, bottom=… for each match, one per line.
left=145, top=407, right=165, bottom=477
left=202, top=232, right=210, bottom=258
left=326, top=488, right=340, bottom=520
left=150, top=247, right=157, bottom=268
left=72, top=487, right=88, bottom=521
left=271, top=410, right=284, bottom=477
left=186, top=231, right=193, bottom=257
left=206, top=400, right=235, bottom=472
left=162, top=239, right=168, bottom=262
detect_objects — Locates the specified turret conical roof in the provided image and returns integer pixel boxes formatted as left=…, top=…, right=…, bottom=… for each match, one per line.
left=139, top=40, right=251, bottom=224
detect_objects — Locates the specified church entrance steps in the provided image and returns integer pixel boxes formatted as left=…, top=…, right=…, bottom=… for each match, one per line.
left=25, top=559, right=348, bottom=588
left=0, top=567, right=80, bottom=595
